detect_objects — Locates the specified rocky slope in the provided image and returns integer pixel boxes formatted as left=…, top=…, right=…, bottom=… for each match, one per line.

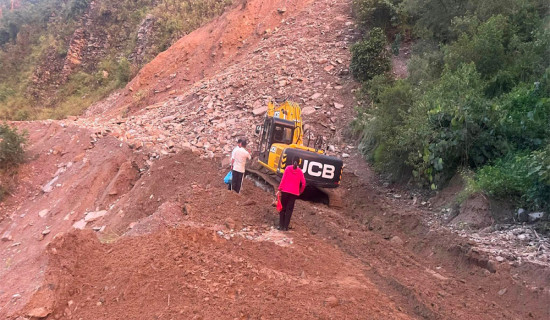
left=80, top=0, right=358, bottom=161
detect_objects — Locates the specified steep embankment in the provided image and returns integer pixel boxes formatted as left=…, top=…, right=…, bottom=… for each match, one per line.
left=0, top=121, right=142, bottom=316
left=81, top=0, right=358, bottom=162
left=87, top=0, right=315, bottom=116
left=1, top=0, right=549, bottom=319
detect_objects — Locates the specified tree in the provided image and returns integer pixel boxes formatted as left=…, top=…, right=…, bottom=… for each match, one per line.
left=350, top=27, right=391, bottom=82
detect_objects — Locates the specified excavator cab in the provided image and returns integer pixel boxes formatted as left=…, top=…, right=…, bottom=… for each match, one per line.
left=257, top=117, right=295, bottom=165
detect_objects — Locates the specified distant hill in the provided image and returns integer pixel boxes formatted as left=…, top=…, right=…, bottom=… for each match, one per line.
left=0, top=0, right=232, bottom=120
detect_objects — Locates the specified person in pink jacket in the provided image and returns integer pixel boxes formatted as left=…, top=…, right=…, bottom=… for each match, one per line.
left=277, top=158, right=306, bottom=231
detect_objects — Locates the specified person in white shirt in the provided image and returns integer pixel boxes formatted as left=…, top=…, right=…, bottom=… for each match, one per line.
left=228, top=139, right=243, bottom=190
left=231, top=138, right=251, bottom=193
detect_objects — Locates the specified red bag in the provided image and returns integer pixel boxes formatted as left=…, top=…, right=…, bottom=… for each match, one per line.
left=276, top=193, right=283, bottom=212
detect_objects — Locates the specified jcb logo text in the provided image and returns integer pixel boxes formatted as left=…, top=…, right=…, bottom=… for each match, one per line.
left=302, top=160, right=335, bottom=179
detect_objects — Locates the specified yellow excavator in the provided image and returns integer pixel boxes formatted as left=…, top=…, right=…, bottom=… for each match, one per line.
left=248, top=101, right=344, bottom=207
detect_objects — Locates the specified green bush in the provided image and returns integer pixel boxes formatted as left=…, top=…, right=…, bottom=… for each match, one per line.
left=0, top=123, right=27, bottom=170
left=350, top=28, right=391, bottom=82
left=476, top=148, right=550, bottom=210
left=352, top=0, right=402, bottom=30
left=368, top=64, right=493, bottom=186
left=371, top=65, right=548, bottom=190
left=495, top=82, right=550, bottom=150
left=95, top=57, right=133, bottom=88
left=64, top=0, right=91, bottom=19
left=401, top=0, right=470, bottom=42
left=356, top=78, right=415, bottom=178
left=351, top=0, right=550, bottom=209
left=116, top=58, right=132, bottom=85
left=0, top=84, right=15, bottom=103
left=444, top=15, right=512, bottom=78
left=406, top=41, right=444, bottom=87
left=362, top=73, right=395, bottom=104
left=151, top=0, right=233, bottom=52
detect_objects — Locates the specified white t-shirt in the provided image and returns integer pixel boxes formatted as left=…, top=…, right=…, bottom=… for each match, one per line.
left=232, top=147, right=251, bottom=173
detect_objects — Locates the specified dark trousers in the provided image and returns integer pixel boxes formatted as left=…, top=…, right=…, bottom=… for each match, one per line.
left=279, top=192, right=298, bottom=230
left=231, top=170, right=244, bottom=193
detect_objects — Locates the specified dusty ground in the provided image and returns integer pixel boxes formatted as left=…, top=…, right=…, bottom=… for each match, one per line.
left=2, top=123, right=549, bottom=319
left=1, top=0, right=549, bottom=319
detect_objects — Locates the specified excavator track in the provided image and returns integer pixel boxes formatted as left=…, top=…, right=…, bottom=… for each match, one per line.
left=245, top=168, right=279, bottom=192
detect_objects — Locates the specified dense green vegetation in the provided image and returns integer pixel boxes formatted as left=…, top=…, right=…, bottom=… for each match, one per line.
left=350, top=27, right=391, bottom=82
left=351, top=0, right=550, bottom=210
left=0, top=0, right=232, bottom=120
left=0, top=123, right=26, bottom=169
left=0, top=123, right=27, bottom=201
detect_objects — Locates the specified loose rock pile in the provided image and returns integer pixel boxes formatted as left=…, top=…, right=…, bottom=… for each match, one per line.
left=72, top=1, right=359, bottom=164
left=459, top=225, right=549, bottom=267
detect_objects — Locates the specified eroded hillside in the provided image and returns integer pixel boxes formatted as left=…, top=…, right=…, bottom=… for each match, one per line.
left=0, top=0, right=231, bottom=120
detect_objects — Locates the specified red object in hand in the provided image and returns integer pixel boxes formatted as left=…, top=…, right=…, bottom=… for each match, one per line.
left=276, top=193, right=283, bottom=212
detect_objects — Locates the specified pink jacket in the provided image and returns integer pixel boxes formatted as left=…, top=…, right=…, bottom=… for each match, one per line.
left=278, top=166, right=306, bottom=196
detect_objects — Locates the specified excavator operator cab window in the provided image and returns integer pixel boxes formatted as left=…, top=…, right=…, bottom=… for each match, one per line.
left=273, top=125, right=293, bottom=145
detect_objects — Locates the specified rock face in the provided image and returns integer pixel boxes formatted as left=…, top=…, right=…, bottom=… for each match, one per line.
left=78, top=0, right=358, bottom=164
left=73, top=219, right=88, bottom=230
left=30, top=1, right=108, bottom=102
left=27, top=307, right=50, bottom=318
left=325, top=296, right=339, bottom=307
left=130, top=14, right=156, bottom=65
left=450, top=193, right=493, bottom=229
left=61, top=27, right=89, bottom=80
left=84, top=210, right=108, bottom=222
left=25, top=1, right=170, bottom=108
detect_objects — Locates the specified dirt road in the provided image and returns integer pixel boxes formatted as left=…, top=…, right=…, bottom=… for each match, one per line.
left=2, top=123, right=548, bottom=319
